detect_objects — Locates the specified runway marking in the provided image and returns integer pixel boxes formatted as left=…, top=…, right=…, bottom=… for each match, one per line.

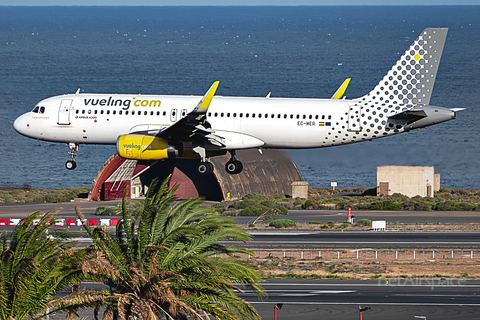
left=248, top=302, right=480, bottom=306
left=260, top=283, right=480, bottom=287
left=243, top=241, right=480, bottom=245
left=310, top=290, right=356, bottom=294
left=247, top=290, right=356, bottom=294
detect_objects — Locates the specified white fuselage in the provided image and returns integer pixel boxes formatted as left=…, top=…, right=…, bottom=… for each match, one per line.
left=14, top=93, right=408, bottom=151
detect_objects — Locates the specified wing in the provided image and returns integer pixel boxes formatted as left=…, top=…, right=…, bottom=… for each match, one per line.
left=155, top=81, right=225, bottom=147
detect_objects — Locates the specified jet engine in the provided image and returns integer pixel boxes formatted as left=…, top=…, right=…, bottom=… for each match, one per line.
left=117, top=134, right=182, bottom=160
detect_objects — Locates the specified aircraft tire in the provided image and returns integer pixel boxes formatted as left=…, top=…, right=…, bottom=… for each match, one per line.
left=197, top=162, right=214, bottom=175
left=225, top=160, right=243, bottom=175
left=65, top=160, right=77, bottom=170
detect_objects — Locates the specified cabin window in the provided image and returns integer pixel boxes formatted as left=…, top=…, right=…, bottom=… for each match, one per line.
left=76, top=110, right=79, bottom=114
left=82, top=110, right=86, bottom=114
left=296, top=114, right=300, bottom=119
left=233, top=113, right=237, bottom=117
left=112, top=110, right=116, bottom=115
left=322, top=115, right=325, bottom=120
left=138, top=111, right=141, bottom=115
left=88, top=110, right=92, bottom=114
left=227, top=113, right=231, bottom=117
left=221, top=112, right=224, bottom=117
left=100, top=110, right=104, bottom=115
left=271, top=114, right=274, bottom=118
left=144, top=111, right=147, bottom=115
left=119, top=111, right=122, bottom=115
left=150, top=111, right=154, bottom=116
left=258, top=114, right=262, bottom=118
left=106, top=110, right=110, bottom=115
left=163, top=111, right=167, bottom=116
left=246, top=113, right=249, bottom=118
left=208, top=112, right=212, bottom=117
left=239, top=113, right=243, bottom=117
left=125, top=111, right=128, bottom=115
left=290, top=114, right=294, bottom=119
left=328, top=115, right=332, bottom=120
left=315, top=115, right=318, bottom=119
left=94, top=110, right=98, bottom=115
left=157, top=111, right=160, bottom=116
left=277, top=114, right=281, bottom=118
left=214, top=112, right=218, bottom=117
left=252, top=113, right=255, bottom=118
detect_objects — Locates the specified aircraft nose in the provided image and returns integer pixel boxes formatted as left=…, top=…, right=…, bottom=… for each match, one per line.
left=13, top=114, right=29, bottom=135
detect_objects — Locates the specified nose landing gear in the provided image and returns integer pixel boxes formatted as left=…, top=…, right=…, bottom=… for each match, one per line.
left=65, top=142, right=78, bottom=170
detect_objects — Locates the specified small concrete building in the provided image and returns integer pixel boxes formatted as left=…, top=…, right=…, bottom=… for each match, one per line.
left=377, top=166, right=440, bottom=198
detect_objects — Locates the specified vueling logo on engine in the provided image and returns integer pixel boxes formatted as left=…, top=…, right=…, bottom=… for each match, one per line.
left=123, top=143, right=152, bottom=151
left=84, top=97, right=161, bottom=110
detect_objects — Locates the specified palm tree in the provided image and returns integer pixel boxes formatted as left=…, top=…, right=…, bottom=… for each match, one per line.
left=54, top=179, right=265, bottom=320
left=0, top=210, right=95, bottom=320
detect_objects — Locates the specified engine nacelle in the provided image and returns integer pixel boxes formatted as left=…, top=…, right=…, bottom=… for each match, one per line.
left=117, top=134, right=182, bottom=160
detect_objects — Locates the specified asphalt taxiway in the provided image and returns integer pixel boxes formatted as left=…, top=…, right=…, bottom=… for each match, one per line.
left=58, top=279, right=480, bottom=320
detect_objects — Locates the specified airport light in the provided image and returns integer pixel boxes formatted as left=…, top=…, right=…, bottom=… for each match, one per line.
left=359, top=306, right=371, bottom=320
left=414, top=316, right=426, bottom=320
left=274, top=304, right=283, bottom=320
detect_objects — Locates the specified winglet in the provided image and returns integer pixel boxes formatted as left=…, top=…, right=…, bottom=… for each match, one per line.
left=193, top=81, right=220, bottom=113
left=331, top=78, right=351, bottom=99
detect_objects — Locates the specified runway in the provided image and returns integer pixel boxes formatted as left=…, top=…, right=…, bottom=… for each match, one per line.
left=247, top=279, right=480, bottom=320
left=244, top=231, right=480, bottom=250
left=61, top=279, right=480, bottom=320
left=1, top=200, right=480, bottom=224
left=1, top=201, right=480, bottom=250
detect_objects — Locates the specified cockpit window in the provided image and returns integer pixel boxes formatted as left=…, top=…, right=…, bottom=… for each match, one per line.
left=39, top=107, right=45, bottom=114
left=32, top=106, right=39, bottom=113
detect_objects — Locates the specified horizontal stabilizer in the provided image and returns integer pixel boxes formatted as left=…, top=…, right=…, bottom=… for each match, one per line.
left=389, top=110, right=427, bottom=124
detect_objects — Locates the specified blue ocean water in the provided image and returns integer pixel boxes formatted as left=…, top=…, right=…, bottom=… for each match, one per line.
left=0, top=6, right=479, bottom=189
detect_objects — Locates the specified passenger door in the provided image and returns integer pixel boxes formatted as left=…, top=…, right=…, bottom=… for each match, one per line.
left=58, top=99, right=73, bottom=125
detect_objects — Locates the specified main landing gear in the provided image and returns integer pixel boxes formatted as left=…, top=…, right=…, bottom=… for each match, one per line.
left=225, top=150, right=243, bottom=175
left=194, top=148, right=243, bottom=176
left=197, top=162, right=214, bottom=175
left=65, top=142, right=78, bottom=170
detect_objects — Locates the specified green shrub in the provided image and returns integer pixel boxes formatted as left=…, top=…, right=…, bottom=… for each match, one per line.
left=340, top=221, right=351, bottom=228
left=238, top=204, right=268, bottom=216
left=320, top=224, right=330, bottom=229
left=309, top=221, right=322, bottom=224
left=327, top=221, right=335, bottom=228
left=413, top=201, right=432, bottom=211
left=356, top=219, right=371, bottom=227
left=95, top=206, right=117, bottom=216
left=268, top=205, right=289, bottom=215
left=382, top=200, right=403, bottom=210
left=269, top=219, right=297, bottom=228
left=293, top=198, right=304, bottom=206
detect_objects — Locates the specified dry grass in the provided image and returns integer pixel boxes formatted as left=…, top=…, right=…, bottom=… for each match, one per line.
left=246, top=253, right=480, bottom=279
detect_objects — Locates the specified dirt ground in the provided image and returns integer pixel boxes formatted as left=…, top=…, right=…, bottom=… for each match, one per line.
left=251, top=256, right=480, bottom=279
left=235, top=222, right=480, bottom=279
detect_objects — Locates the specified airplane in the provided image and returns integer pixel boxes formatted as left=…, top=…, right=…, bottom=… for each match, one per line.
left=14, top=28, right=461, bottom=176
